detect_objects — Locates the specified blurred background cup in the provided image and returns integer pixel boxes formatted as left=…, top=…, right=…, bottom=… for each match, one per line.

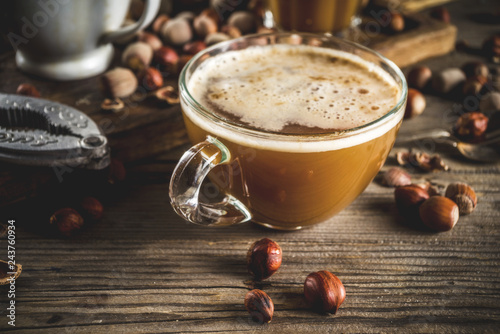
left=264, top=0, right=367, bottom=34
left=6, top=0, right=160, bottom=81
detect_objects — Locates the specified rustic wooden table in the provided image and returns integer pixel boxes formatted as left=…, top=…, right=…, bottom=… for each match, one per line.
left=1, top=1, right=500, bottom=333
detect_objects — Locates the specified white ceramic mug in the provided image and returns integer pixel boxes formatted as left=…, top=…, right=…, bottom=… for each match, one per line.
left=7, top=0, right=160, bottom=80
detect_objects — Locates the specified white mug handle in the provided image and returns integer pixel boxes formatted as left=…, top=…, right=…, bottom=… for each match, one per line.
left=100, top=0, right=161, bottom=44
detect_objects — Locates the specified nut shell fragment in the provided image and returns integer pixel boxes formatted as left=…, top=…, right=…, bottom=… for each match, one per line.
left=0, top=260, right=22, bottom=285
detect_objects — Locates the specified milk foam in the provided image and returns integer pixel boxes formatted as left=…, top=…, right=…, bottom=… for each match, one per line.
left=184, top=44, right=404, bottom=152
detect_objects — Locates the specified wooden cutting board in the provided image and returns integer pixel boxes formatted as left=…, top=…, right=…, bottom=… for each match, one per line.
left=0, top=12, right=456, bottom=207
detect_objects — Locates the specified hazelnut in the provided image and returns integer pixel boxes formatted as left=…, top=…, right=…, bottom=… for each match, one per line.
left=429, top=6, right=451, bottom=23
left=381, top=167, right=412, bottom=187
left=151, top=14, right=169, bottom=34
left=50, top=208, right=84, bottom=237
left=205, top=32, right=230, bottom=46
left=462, top=75, right=488, bottom=96
left=445, top=182, right=477, bottom=215
left=100, top=98, right=125, bottom=112
left=419, top=196, right=459, bottom=232
left=154, top=85, right=180, bottom=104
left=404, top=88, right=426, bottom=119
left=16, top=83, right=41, bottom=97
left=154, top=46, right=179, bottom=73
left=108, top=158, right=126, bottom=184
left=122, top=42, right=153, bottom=73
left=0, top=260, right=22, bottom=285
left=178, top=54, right=194, bottom=74
left=221, top=25, right=242, bottom=38
left=407, top=66, right=432, bottom=90
left=244, top=289, right=274, bottom=324
left=389, top=12, right=405, bottom=32
left=461, top=61, right=489, bottom=79
left=193, top=14, right=218, bottom=38
left=395, top=184, right=430, bottom=217
left=138, top=67, right=164, bottom=91
left=482, top=34, right=500, bottom=60
left=80, top=196, right=104, bottom=221
left=160, top=18, right=193, bottom=46
left=479, top=92, right=500, bottom=113
left=227, top=11, right=257, bottom=35
left=247, top=238, right=282, bottom=280
left=432, top=68, right=466, bottom=94
left=183, top=41, right=207, bottom=55
left=304, top=270, right=346, bottom=314
left=101, top=68, right=138, bottom=98
left=138, top=31, right=163, bottom=51
left=453, top=112, right=489, bottom=142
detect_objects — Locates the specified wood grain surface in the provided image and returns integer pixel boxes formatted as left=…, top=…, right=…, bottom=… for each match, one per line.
left=1, top=0, right=500, bottom=333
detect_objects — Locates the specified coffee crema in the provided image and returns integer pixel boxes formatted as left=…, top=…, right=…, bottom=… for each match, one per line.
left=188, top=44, right=400, bottom=135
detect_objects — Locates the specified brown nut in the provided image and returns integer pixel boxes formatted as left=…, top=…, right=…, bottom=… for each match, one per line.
left=430, top=6, right=451, bottom=23
left=138, top=67, right=164, bottom=91
left=0, top=260, right=22, bottom=285
left=108, top=158, right=126, bottom=184
left=404, top=88, right=426, bottom=119
left=122, top=42, right=153, bottom=72
left=227, top=11, right=257, bottom=34
left=381, top=167, right=412, bottom=187
left=154, top=46, right=179, bottom=73
left=101, top=98, right=125, bottom=112
left=101, top=68, right=138, bottom=98
left=221, top=24, right=242, bottom=38
left=50, top=208, right=84, bottom=237
left=183, top=41, right=207, bottom=55
left=160, top=18, right=192, bottom=46
left=445, top=182, right=477, bottom=215
left=138, top=31, right=163, bottom=51
left=16, top=83, right=41, bottom=97
left=247, top=238, right=282, bottom=280
left=482, top=34, right=500, bottom=59
left=395, top=184, right=430, bottom=217
left=244, top=289, right=274, bottom=324
left=453, top=112, right=489, bottom=142
left=407, top=66, right=432, bottom=90
left=479, top=92, right=500, bottom=113
left=461, top=61, right=489, bottom=79
left=80, top=197, right=104, bottom=221
left=462, top=75, right=488, bottom=96
left=205, top=32, right=231, bottom=46
left=151, top=14, right=169, bottom=34
left=389, top=12, right=405, bottom=32
left=154, top=85, right=180, bottom=104
left=432, top=68, right=466, bottom=94
left=304, top=270, right=346, bottom=314
left=419, top=196, right=459, bottom=232
left=193, top=14, right=218, bottom=38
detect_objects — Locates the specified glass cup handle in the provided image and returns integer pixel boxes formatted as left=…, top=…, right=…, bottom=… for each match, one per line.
left=169, top=136, right=252, bottom=227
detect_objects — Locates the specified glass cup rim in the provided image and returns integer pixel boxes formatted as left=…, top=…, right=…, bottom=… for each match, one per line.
left=179, top=32, right=408, bottom=141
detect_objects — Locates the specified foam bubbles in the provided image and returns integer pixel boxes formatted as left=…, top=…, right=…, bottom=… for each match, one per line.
left=188, top=44, right=400, bottom=133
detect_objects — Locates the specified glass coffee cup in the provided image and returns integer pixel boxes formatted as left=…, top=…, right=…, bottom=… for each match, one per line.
left=170, top=33, right=407, bottom=230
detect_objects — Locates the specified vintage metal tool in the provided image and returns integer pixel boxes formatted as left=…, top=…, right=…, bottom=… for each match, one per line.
left=0, top=93, right=109, bottom=169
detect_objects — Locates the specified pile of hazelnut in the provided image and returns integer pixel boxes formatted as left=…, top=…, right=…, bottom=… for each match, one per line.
left=100, top=1, right=268, bottom=110
left=404, top=59, right=499, bottom=143
left=245, top=238, right=345, bottom=323
left=383, top=167, right=477, bottom=232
